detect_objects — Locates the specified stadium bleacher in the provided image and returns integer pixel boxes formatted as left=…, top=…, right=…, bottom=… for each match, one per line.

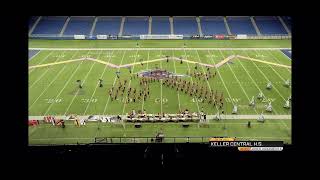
left=200, top=16, right=227, bottom=35
left=93, top=17, right=121, bottom=35
left=29, top=16, right=292, bottom=37
left=32, top=16, right=67, bottom=35
left=281, top=16, right=292, bottom=31
left=151, top=17, right=170, bottom=34
left=63, top=16, right=94, bottom=35
left=123, top=17, right=149, bottom=35
left=29, top=16, right=39, bottom=30
left=173, top=17, right=199, bottom=35
left=254, top=16, right=287, bottom=35
left=227, top=16, right=257, bottom=35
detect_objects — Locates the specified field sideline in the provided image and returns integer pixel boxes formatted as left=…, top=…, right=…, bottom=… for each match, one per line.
left=29, top=39, right=291, bottom=48
left=29, top=39, right=292, bottom=145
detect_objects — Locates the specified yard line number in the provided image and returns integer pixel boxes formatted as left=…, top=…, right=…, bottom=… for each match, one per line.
left=155, top=98, right=168, bottom=104
left=81, top=98, right=98, bottom=103
left=81, top=55, right=91, bottom=58
left=44, top=98, right=62, bottom=104
left=53, top=54, right=65, bottom=58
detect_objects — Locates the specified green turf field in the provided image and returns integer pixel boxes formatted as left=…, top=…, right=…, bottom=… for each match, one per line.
left=29, top=39, right=291, bottom=145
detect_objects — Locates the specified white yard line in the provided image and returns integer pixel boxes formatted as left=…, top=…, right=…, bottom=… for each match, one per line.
left=196, top=50, right=228, bottom=131
left=43, top=51, right=85, bottom=115
left=121, top=50, right=139, bottom=115
left=219, top=40, right=281, bottom=116
left=103, top=51, right=127, bottom=115
left=239, top=50, right=290, bottom=130
left=250, top=50, right=291, bottom=129
left=172, top=51, right=182, bottom=112
left=225, top=50, right=279, bottom=115
left=29, top=51, right=54, bottom=74
left=29, top=68, right=52, bottom=89
left=160, top=50, right=163, bottom=114
left=243, top=50, right=286, bottom=101
left=29, top=114, right=291, bottom=120
left=28, top=53, right=290, bottom=71
left=29, top=65, right=68, bottom=110
left=30, top=47, right=291, bottom=51
left=83, top=50, right=111, bottom=115
left=63, top=52, right=97, bottom=115
left=141, top=50, right=149, bottom=112
left=203, top=50, right=234, bottom=106
left=29, top=51, right=79, bottom=110
left=254, top=50, right=287, bottom=82
left=89, top=50, right=115, bottom=138
left=29, top=51, right=66, bottom=88
left=218, top=50, right=258, bottom=115
left=89, top=50, right=111, bottom=139
left=182, top=49, right=200, bottom=113
left=266, top=50, right=291, bottom=73
left=228, top=49, right=289, bottom=131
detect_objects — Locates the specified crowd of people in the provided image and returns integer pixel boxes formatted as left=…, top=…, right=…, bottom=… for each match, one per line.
left=187, top=67, right=217, bottom=82
left=108, top=67, right=224, bottom=109
left=108, top=76, right=152, bottom=103
left=162, top=74, right=224, bottom=109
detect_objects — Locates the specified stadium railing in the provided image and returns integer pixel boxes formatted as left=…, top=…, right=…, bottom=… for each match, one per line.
left=92, top=136, right=287, bottom=144
left=94, top=136, right=211, bottom=143
left=29, top=137, right=213, bottom=145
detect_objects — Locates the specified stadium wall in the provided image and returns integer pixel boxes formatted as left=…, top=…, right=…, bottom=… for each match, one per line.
left=29, top=34, right=291, bottom=40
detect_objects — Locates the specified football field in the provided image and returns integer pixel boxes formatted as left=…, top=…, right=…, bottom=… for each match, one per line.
left=29, top=40, right=292, bottom=145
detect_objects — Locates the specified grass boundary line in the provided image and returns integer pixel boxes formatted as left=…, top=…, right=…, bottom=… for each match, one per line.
left=29, top=48, right=291, bottom=51
left=29, top=114, right=291, bottom=120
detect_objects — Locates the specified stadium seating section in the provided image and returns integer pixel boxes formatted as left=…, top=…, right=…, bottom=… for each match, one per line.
left=63, top=17, right=94, bottom=35
left=254, top=16, right=287, bottom=35
left=227, top=17, right=257, bottom=35
left=32, top=16, right=67, bottom=34
left=281, top=16, right=292, bottom=31
left=151, top=17, right=170, bottom=34
left=123, top=17, right=149, bottom=35
left=29, top=16, right=291, bottom=36
left=200, top=16, right=227, bottom=35
left=29, top=16, right=39, bottom=30
left=173, top=17, right=199, bottom=35
left=94, top=17, right=121, bottom=35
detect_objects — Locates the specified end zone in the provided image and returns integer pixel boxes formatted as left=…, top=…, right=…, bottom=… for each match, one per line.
left=280, top=49, right=292, bottom=60
left=29, top=50, right=41, bottom=60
